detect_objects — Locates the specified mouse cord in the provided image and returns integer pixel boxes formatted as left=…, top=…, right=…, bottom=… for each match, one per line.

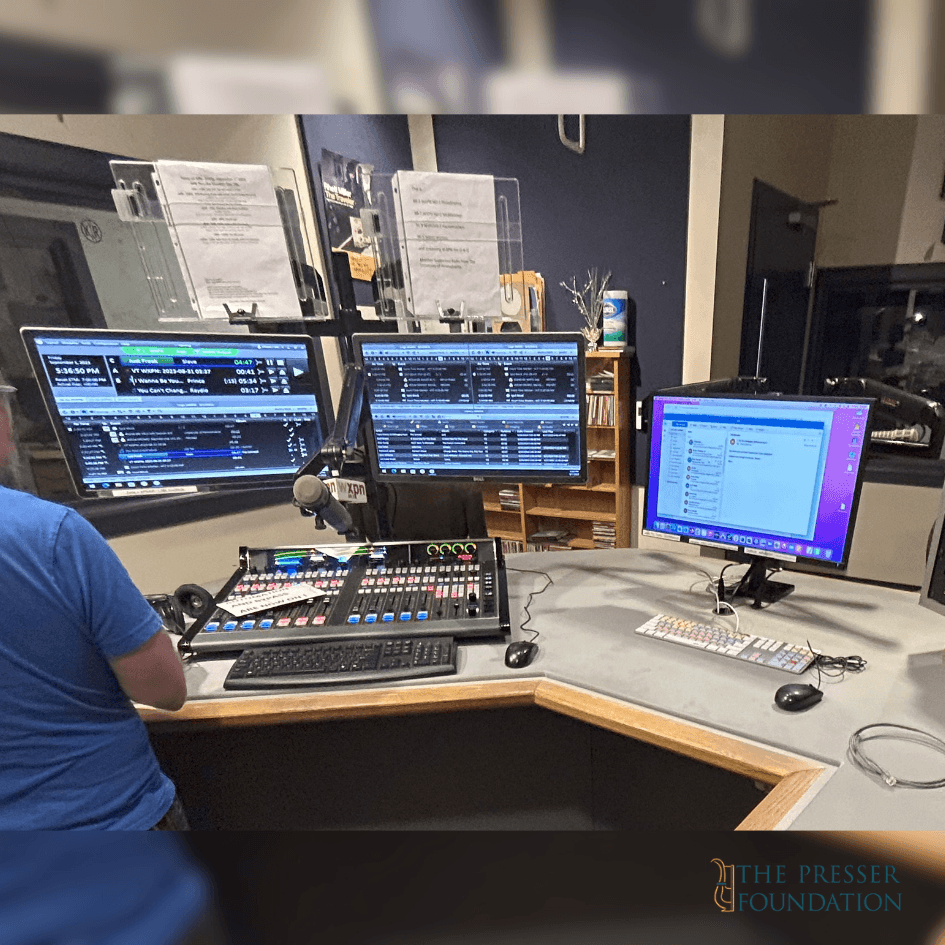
left=806, top=643, right=868, bottom=684
left=812, top=653, right=868, bottom=674
left=807, top=640, right=824, bottom=689
left=848, top=723, right=945, bottom=789
left=507, top=566, right=553, bottom=641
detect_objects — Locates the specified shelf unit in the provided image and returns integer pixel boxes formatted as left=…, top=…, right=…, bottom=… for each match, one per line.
left=480, top=348, right=633, bottom=552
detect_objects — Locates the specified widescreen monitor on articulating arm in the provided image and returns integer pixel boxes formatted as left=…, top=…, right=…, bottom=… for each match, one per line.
left=642, top=392, right=875, bottom=608
left=20, top=327, right=333, bottom=498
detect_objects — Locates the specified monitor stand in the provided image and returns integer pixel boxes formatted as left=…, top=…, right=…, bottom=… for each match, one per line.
left=730, top=556, right=794, bottom=609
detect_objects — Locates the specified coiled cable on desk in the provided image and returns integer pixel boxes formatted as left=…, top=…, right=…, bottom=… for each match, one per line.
left=848, top=723, right=945, bottom=789
left=812, top=652, right=868, bottom=676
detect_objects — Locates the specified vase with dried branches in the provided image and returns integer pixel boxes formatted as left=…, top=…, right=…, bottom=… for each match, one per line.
left=560, top=268, right=611, bottom=351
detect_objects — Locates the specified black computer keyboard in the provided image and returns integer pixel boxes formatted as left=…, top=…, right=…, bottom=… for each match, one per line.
left=223, top=636, right=458, bottom=690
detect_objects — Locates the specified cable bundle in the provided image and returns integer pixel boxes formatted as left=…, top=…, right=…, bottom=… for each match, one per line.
left=848, top=723, right=945, bottom=789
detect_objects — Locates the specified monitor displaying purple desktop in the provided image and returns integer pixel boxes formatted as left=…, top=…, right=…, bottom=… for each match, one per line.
left=643, top=394, right=874, bottom=602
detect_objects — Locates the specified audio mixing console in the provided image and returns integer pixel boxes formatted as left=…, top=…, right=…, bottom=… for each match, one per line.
left=183, top=538, right=509, bottom=655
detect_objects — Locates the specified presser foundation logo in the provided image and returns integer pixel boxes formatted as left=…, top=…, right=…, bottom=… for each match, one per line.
left=712, top=858, right=736, bottom=912
left=711, top=859, right=902, bottom=914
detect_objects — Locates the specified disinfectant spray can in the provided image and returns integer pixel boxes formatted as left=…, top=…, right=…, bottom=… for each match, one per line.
left=602, top=290, right=628, bottom=348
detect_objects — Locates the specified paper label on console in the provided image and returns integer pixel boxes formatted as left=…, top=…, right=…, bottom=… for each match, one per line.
left=218, top=582, right=324, bottom=617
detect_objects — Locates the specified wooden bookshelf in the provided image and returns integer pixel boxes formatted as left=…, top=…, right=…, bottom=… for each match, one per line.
left=479, top=349, right=633, bottom=552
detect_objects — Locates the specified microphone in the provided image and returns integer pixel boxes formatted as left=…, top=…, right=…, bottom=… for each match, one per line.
left=292, top=476, right=354, bottom=534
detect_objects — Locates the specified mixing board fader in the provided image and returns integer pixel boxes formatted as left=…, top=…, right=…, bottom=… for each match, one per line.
left=184, top=538, right=509, bottom=654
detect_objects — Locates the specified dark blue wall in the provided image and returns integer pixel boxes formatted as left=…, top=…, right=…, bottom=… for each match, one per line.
left=433, top=115, right=691, bottom=480
left=298, top=115, right=414, bottom=308
left=299, top=114, right=414, bottom=176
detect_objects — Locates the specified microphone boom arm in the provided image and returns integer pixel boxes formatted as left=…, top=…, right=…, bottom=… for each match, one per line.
left=294, top=363, right=366, bottom=483
left=292, top=363, right=371, bottom=536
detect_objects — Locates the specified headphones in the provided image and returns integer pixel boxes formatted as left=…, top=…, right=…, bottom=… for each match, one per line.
left=146, top=584, right=214, bottom=634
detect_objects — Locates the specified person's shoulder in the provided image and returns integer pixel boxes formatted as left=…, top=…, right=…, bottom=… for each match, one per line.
left=0, top=484, right=71, bottom=525
left=0, top=487, right=105, bottom=551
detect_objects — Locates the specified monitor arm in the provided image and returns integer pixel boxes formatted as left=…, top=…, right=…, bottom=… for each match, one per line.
left=293, top=363, right=365, bottom=482
left=291, top=365, right=393, bottom=538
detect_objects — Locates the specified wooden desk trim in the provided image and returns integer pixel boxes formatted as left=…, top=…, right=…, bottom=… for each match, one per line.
left=141, top=679, right=538, bottom=728
left=141, top=677, right=827, bottom=830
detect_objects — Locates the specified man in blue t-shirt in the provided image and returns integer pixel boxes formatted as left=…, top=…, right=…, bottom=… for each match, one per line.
left=0, top=476, right=189, bottom=829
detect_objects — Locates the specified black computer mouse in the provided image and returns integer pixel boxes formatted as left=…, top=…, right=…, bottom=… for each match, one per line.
left=774, top=683, right=823, bottom=711
left=505, top=640, right=538, bottom=668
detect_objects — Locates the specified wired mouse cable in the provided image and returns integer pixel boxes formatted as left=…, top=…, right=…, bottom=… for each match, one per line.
left=507, top=566, right=553, bottom=641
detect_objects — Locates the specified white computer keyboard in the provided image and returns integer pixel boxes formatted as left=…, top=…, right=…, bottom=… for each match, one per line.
left=634, top=614, right=816, bottom=674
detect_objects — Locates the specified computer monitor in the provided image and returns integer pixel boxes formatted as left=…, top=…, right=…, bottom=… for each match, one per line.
left=352, top=332, right=587, bottom=483
left=20, top=327, right=333, bottom=498
left=643, top=393, right=874, bottom=604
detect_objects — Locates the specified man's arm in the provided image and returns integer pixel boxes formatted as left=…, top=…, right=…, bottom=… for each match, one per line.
left=109, top=628, right=187, bottom=711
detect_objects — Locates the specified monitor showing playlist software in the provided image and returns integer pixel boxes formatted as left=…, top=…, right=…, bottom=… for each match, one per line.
left=20, top=328, right=332, bottom=497
left=353, top=332, right=586, bottom=483
left=643, top=394, right=874, bottom=569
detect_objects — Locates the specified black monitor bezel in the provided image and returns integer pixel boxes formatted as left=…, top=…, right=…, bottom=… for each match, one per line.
left=352, top=331, right=588, bottom=485
left=641, top=391, right=875, bottom=571
left=20, top=326, right=334, bottom=498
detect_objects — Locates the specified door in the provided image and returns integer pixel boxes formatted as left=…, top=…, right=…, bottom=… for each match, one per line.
left=738, top=180, right=821, bottom=394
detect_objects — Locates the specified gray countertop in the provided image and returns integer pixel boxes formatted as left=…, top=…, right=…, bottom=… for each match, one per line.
left=179, top=548, right=945, bottom=830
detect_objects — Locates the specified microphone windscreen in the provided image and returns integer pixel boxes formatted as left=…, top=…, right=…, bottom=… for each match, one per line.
left=293, top=475, right=326, bottom=507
